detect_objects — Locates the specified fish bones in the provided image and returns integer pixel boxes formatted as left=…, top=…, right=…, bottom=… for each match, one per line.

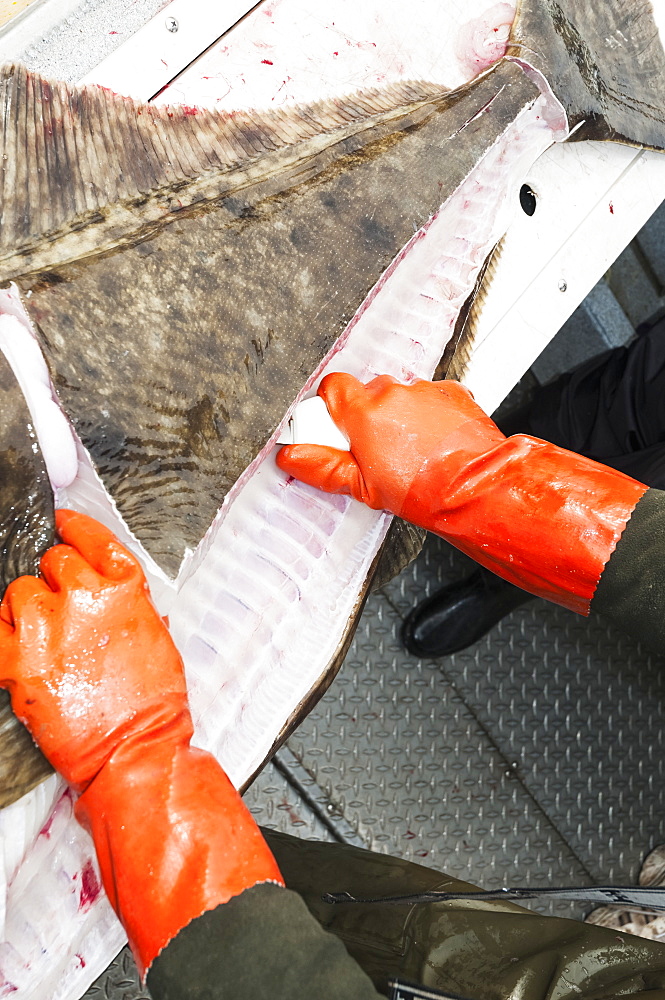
left=0, top=0, right=664, bottom=994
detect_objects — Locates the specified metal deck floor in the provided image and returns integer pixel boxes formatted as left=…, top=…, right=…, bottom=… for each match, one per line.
left=259, top=534, right=665, bottom=899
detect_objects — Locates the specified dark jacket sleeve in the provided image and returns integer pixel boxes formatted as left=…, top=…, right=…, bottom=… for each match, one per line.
left=592, top=487, right=665, bottom=654
left=146, top=882, right=385, bottom=1000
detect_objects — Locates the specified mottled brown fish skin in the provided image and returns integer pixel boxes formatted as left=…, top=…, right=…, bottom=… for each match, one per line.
left=0, top=66, right=447, bottom=282
left=13, top=63, right=539, bottom=576
left=508, top=0, right=665, bottom=147
left=0, top=351, right=54, bottom=804
left=0, top=350, right=54, bottom=593
left=437, top=240, right=504, bottom=384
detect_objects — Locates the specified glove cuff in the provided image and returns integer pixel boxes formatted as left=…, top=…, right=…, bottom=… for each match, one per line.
left=401, top=434, right=648, bottom=614
left=75, top=736, right=284, bottom=978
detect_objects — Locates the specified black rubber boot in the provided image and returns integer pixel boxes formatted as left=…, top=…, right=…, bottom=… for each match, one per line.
left=401, top=566, right=533, bottom=658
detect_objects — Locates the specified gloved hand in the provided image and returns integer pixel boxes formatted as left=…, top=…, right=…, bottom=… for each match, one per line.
left=0, top=508, right=190, bottom=791
left=0, top=510, right=283, bottom=978
left=277, top=374, right=648, bottom=614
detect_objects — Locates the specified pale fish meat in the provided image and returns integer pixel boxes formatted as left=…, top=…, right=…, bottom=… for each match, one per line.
left=0, top=0, right=664, bottom=995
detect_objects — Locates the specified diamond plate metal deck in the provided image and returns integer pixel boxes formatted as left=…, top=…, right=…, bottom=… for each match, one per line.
left=82, top=948, right=149, bottom=1000
left=284, top=588, right=592, bottom=916
left=381, top=534, right=665, bottom=886
left=244, top=759, right=339, bottom=843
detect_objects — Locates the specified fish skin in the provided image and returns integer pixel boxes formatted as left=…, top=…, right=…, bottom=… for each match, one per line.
left=5, top=61, right=539, bottom=577
left=507, top=0, right=665, bottom=147
left=0, top=353, right=53, bottom=592
left=0, top=68, right=447, bottom=280
left=0, top=351, right=54, bottom=803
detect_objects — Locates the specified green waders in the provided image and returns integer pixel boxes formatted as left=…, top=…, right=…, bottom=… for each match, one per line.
left=263, top=829, right=665, bottom=1000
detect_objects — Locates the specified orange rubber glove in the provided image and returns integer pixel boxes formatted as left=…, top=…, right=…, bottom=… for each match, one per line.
left=277, top=374, right=648, bottom=614
left=0, top=510, right=283, bottom=978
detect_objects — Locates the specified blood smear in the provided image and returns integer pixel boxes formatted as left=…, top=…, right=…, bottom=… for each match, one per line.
left=455, top=3, right=515, bottom=77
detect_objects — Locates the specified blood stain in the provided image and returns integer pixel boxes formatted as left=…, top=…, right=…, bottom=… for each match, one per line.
left=279, top=799, right=302, bottom=825
left=39, top=813, right=55, bottom=839
left=261, top=59, right=274, bottom=65
left=79, top=860, right=101, bottom=910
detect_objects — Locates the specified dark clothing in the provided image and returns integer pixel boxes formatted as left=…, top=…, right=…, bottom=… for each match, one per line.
left=147, top=781, right=665, bottom=1000
left=499, top=313, right=665, bottom=488
left=148, top=323, right=665, bottom=999
left=594, top=487, right=665, bottom=649
left=146, top=883, right=383, bottom=1000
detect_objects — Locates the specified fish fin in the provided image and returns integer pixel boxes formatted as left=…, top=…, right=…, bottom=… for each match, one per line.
left=0, top=64, right=447, bottom=278
left=507, top=0, right=665, bottom=148
left=0, top=691, right=53, bottom=805
left=435, top=240, right=504, bottom=383
left=370, top=518, right=426, bottom=593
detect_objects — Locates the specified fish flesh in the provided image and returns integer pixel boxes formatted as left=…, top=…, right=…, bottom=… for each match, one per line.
left=0, top=0, right=664, bottom=994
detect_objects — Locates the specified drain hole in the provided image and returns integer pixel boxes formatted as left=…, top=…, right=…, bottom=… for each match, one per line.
left=520, top=184, right=537, bottom=216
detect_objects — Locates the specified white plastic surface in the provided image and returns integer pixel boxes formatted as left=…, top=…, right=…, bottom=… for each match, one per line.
left=276, top=396, right=350, bottom=451
left=77, top=0, right=261, bottom=99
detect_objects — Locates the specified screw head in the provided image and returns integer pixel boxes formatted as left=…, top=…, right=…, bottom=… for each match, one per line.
left=558, top=279, right=567, bottom=292
left=165, top=15, right=179, bottom=32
